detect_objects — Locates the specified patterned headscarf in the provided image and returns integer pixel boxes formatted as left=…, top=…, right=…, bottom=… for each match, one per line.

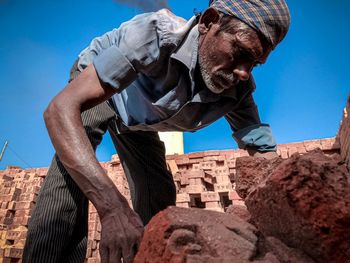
left=209, top=0, right=291, bottom=49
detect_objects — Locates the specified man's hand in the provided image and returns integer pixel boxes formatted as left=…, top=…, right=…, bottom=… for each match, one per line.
left=247, top=149, right=279, bottom=159
left=100, top=207, right=144, bottom=263
left=43, top=64, right=142, bottom=262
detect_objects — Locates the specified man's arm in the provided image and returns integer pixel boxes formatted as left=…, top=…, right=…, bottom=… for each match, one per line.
left=44, top=64, right=143, bottom=263
left=224, top=82, right=278, bottom=159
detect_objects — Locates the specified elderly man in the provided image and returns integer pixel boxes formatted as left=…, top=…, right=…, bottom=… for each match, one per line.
left=23, top=0, right=290, bottom=262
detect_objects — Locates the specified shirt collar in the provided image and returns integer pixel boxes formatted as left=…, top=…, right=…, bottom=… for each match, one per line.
left=170, top=19, right=199, bottom=72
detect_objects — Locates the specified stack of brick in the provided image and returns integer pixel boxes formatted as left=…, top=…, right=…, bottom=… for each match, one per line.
left=339, top=94, right=350, bottom=169
left=0, top=137, right=341, bottom=262
left=0, top=166, right=47, bottom=263
left=277, top=138, right=339, bottom=158
left=168, top=150, right=249, bottom=212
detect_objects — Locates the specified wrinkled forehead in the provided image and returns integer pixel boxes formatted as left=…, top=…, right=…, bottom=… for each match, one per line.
left=220, top=17, right=271, bottom=63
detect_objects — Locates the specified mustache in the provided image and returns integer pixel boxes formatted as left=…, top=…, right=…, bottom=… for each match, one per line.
left=214, top=71, right=238, bottom=86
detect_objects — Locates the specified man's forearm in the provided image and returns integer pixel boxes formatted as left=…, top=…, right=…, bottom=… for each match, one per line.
left=44, top=101, right=128, bottom=217
left=44, top=101, right=127, bottom=216
left=43, top=64, right=128, bottom=217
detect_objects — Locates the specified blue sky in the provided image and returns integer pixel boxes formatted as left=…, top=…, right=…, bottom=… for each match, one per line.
left=0, top=0, right=349, bottom=169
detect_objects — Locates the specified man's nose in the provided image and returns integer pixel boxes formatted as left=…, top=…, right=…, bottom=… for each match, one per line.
left=233, top=65, right=251, bottom=81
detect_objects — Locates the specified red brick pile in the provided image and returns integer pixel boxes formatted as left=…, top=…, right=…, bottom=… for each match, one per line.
left=0, top=137, right=341, bottom=262
left=0, top=167, right=47, bottom=263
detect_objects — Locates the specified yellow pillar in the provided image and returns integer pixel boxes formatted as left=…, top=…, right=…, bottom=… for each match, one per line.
left=158, top=132, right=184, bottom=155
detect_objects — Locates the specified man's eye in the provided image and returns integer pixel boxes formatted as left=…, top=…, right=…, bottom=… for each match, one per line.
left=237, top=48, right=255, bottom=62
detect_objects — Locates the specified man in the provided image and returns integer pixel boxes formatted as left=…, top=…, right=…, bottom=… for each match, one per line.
left=23, top=0, right=290, bottom=262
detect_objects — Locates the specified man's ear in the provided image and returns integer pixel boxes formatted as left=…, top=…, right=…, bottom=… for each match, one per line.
left=198, top=7, right=221, bottom=35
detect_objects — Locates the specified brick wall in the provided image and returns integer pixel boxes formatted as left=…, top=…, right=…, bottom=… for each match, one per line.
left=338, top=94, right=350, bottom=170
left=0, top=138, right=340, bottom=262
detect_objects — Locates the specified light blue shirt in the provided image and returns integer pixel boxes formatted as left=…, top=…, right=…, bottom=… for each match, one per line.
left=76, top=9, right=277, bottom=152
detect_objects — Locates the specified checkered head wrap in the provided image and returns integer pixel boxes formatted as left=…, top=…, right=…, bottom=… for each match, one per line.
left=209, top=0, right=291, bottom=48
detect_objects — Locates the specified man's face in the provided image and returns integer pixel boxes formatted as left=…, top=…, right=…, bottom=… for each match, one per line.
left=198, top=10, right=271, bottom=94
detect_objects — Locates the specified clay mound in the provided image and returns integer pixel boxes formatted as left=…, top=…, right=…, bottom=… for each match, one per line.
left=134, top=206, right=314, bottom=263
left=134, top=206, right=259, bottom=263
left=245, top=150, right=350, bottom=262
left=235, top=156, right=283, bottom=199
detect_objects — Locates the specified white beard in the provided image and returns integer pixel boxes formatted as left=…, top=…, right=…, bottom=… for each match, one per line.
left=198, top=53, right=236, bottom=94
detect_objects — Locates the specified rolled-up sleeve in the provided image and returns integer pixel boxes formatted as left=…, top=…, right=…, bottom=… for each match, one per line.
left=92, top=13, right=162, bottom=92
left=93, top=46, right=137, bottom=90
left=225, top=89, right=277, bottom=152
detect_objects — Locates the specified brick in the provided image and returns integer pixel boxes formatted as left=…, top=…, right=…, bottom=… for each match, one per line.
left=14, top=209, right=31, bottom=218
left=180, top=174, right=189, bottom=185
left=187, top=157, right=204, bottom=164
left=215, top=167, right=230, bottom=176
left=201, top=192, right=220, bottom=202
left=203, top=155, right=226, bottom=162
left=176, top=202, right=189, bottom=208
left=2, top=182, right=14, bottom=188
left=6, top=229, right=27, bottom=241
left=192, top=163, right=201, bottom=171
left=166, top=159, right=179, bottom=174
left=204, top=150, right=221, bottom=156
left=0, top=188, right=11, bottom=195
left=188, top=152, right=205, bottom=159
left=279, top=148, right=289, bottom=159
left=88, top=231, right=101, bottom=241
left=176, top=193, right=190, bottom=203
left=205, top=201, right=220, bottom=208
left=0, top=258, right=12, bottom=263
left=205, top=201, right=223, bottom=212
left=18, top=193, right=37, bottom=202
left=3, top=248, right=23, bottom=258
left=188, top=178, right=196, bottom=185
left=214, top=183, right=232, bottom=193
left=175, top=157, right=190, bottom=165
left=12, top=216, right=23, bottom=226
left=87, top=240, right=97, bottom=250
left=92, top=248, right=100, bottom=257
left=304, top=140, right=322, bottom=152
left=86, top=248, right=92, bottom=258
left=15, top=201, right=35, bottom=210
left=227, top=159, right=236, bottom=169
left=320, top=138, right=339, bottom=150
left=187, top=185, right=206, bottom=194
left=173, top=172, right=180, bottom=182
left=229, top=190, right=242, bottom=201
left=200, top=161, right=216, bottom=170
left=89, top=212, right=99, bottom=222
left=184, top=170, right=205, bottom=179
left=177, top=165, right=188, bottom=171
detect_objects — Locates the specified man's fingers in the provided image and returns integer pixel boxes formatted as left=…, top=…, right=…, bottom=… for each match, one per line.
left=122, top=243, right=138, bottom=263
left=100, top=245, right=109, bottom=263
left=133, top=242, right=140, bottom=256
left=110, top=248, right=122, bottom=263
